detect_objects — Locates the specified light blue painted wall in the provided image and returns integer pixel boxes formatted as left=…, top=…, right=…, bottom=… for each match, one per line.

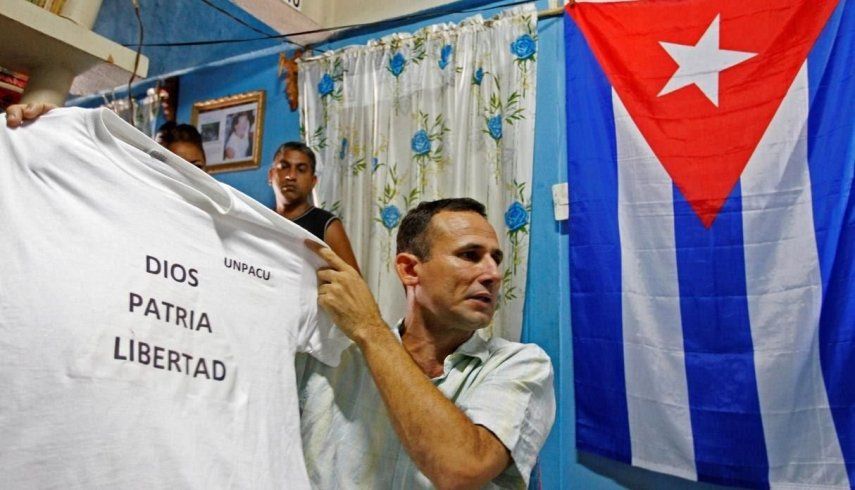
left=142, top=2, right=730, bottom=488
left=93, top=0, right=283, bottom=78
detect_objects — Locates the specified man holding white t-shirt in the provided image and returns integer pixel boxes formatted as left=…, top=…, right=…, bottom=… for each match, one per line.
left=4, top=105, right=556, bottom=489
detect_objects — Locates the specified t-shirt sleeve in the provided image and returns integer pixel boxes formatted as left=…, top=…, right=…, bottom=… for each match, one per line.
left=459, top=345, right=556, bottom=488
left=294, top=242, right=352, bottom=367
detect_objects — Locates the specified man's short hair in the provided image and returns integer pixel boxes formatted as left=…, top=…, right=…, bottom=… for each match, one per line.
left=396, top=198, right=487, bottom=260
left=171, top=124, right=204, bottom=149
left=273, top=141, right=317, bottom=174
left=157, top=122, right=203, bottom=152
left=155, top=121, right=177, bottom=145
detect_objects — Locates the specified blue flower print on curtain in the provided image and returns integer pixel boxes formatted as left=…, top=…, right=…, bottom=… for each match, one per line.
left=484, top=89, right=526, bottom=181
left=388, top=51, right=409, bottom=113
left=338, top=138, right=349, bottom=160
left=411, top=112, right=450, bottom=191
left=380, top=205, right=401, bottom=230
left=472, top=67, right=484, bottom=86
left=504, top=201, right=528, bottom=231
left=388, top=52, right=406, bottom=77
left=313, top=59, right=344, bottom=149
left=411, top=129, right=431, bottom=155
left=510, top=34, right=536, bottom=61
left=502, top=181, right=530, bottom=301
left=317, top=74, right=335, bottom=96
left=509, top=18, right=538, bottom=96
left=374, top=164, right=410, bottom=268
left=487, top=115, right=503, bottom=141
left=438, top=44, right=453, bottom=70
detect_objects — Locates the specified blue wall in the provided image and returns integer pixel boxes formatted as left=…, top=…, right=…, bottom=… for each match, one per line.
left=93, top=0, right=284, bottom=78
left=158, top=2, right=729, bottom=488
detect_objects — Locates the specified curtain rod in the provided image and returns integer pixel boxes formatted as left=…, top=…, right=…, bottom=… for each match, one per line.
left=537, top=1, right=572, bottom=19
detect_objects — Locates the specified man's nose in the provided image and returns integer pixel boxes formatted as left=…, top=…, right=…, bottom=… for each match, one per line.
left=479, top=257, right=501, bottom=288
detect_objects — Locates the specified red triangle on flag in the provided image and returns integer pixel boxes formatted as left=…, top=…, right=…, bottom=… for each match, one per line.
left=567, top=0, right=839, bottom=227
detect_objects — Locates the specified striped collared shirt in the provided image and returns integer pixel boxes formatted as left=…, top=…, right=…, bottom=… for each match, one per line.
left=296, top=321, right=555, bottom=489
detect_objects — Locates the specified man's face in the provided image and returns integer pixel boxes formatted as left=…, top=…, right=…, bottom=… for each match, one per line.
left=270, top=149, right=317, bottom=206
left=411, top=211, right=503, bottom=332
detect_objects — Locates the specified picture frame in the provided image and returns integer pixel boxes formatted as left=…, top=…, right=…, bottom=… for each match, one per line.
left=191, top=90, right=265, bottom=174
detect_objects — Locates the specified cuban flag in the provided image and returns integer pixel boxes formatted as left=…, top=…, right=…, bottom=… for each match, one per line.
left=566, top=0, right=853, bottom=488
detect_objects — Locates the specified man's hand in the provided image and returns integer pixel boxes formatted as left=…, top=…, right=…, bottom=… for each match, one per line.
left=5, top=103, right=56, bottom=127
left=308, top=241, right=386, bottom=342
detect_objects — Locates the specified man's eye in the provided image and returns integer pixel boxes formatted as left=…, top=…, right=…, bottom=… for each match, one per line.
left=461, top=251, right=479, bottom=261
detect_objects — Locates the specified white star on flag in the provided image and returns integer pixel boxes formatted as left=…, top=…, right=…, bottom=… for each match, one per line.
left=658, top=15, right=757, bottom=106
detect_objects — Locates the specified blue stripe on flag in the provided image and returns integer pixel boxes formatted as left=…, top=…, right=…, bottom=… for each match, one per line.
left=673, top=183, right=770, bottom=488
left=808, top=0, right=855, bottom=483
left=565, top=14, right=631, bottom=463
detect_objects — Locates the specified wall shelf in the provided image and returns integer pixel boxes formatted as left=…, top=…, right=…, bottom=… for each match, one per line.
left=0, top=0, right=148, bottom=105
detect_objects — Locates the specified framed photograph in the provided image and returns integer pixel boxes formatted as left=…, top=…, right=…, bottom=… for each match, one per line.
left=191, top=90, right=265, bottom=174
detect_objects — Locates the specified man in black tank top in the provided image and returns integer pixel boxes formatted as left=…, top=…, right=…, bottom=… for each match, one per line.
left=268, top=142, right=360, bottom=273
left=292, top=206, right=337, bottom=241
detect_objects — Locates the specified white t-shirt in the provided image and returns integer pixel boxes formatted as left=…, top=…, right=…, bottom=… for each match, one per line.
left=0, top=107, right=350, bottom=488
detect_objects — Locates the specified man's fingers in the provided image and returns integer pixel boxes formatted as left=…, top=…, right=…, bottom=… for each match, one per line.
left=23, top=103, right=55, bottom=118
left=317, top=283, right=340, bottom=309
left=317, top=267, right=337, bottom=284
left=5, top=105, right=23, bottom=127
left=304, top=238, right=349, bottom=271
left=21, top=103, right=38, bottom=118
left=5, top=103, right=56, bottom=128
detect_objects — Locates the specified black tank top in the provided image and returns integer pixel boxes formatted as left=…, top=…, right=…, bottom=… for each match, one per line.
left=292, top=206, right=338, bottom=241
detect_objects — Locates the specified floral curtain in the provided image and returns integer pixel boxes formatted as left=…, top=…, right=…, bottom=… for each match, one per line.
left=298, top=5, right=537, bottom=341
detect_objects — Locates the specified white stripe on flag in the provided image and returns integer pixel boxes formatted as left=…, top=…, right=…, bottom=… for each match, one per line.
left=614, top=91, right=697, bottom=480
left=740, top=64, right=850, bottom=489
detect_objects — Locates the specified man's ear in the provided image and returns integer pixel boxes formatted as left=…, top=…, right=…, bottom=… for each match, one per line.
left=267, top=166, right=276, bottom=184
left=395, top=253, right=420, bottom=286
